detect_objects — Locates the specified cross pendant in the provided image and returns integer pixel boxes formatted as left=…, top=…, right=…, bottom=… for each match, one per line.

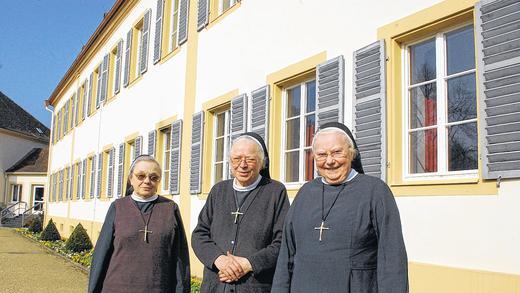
left=139, top=225, right=153, bottom=242
left=314, top=221, right=329, bottom=241
left=231, top=208, right=244, bottom=224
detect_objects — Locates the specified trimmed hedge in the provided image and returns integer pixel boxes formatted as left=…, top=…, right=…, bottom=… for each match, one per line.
left=65, top=223, right=93, bottom=253
left=40, top=219, right=61, bottom=241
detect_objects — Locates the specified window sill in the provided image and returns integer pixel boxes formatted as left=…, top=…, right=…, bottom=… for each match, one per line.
left=159, top=47, right=181, bottom=65
left=389, top=176, right=498, bottom=196
left=127, top=75, right=143, bottom=89
left=206, top=2, right=241, bottom=31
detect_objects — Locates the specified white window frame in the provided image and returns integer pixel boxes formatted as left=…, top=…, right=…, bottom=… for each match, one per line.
left=161, top=127, right=172, bottom=193
left=135, top=27, right=143, bottom=78
left=169, top=0, right=180, bottom=52
left=11, top=184, right=21, bottom=202
left=281, top=78, right=316, bottom=187
left=402, top=22, right=478, bottom=181
left=219, top=0, right=237, bottom=15
left=32, top=185, right=44, bottom=211
left=211, top=109, right=232, bottom=185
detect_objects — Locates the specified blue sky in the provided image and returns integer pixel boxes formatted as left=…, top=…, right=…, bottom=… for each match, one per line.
left=0, top=0, right=116, bottom=128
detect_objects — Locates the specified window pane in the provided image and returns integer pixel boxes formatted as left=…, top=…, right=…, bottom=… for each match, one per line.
left=305, top=115, right=315, bottom=147
left=304, top=150, right=315, bottom=181
left=410, top=38, right=436, bottom=84
left=448, top=122, right=478, bottom=171
left=216, top=112, right=225, bottom=137
left=446, top=25, right=475, bottom=75
left=410, top=129, right=438, bottom=173
left=448, top=73, right=477, bottom=123
left=410, top=83, right=437, bottom=129
left=286, top=118, right=300, bottom=150
left=285, top=151, right=300, bottom=182
left=215, top=137, right=224, bottom=161
left=287, top=86, right=301, bottom=118
left=306, top=80, right=316, bottom=113
left=214, top=162, right=223, bottom=183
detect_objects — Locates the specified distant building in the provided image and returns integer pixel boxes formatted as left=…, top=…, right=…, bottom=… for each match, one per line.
left=44, top=0, right=520, bottom=292
left=0, top=91, right=49, bottom=211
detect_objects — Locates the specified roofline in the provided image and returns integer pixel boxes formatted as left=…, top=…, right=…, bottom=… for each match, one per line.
left=0, top=128, right=49, bottom=144
left=46, top=0, right=126, bottom=106
left=6, top=172, right=47, bottom=176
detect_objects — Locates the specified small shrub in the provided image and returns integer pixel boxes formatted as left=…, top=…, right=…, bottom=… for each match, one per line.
left=191, top=277, right=202, bottom=293
left=65, top=223, right=93, bottom=253
left=27, top=215, right=43, bottom=233
left=40, top=219, right=61, bottom=241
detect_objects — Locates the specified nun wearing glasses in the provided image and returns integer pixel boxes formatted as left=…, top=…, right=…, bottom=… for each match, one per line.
left=88, top=155, right=190, bottom=293
left=192, top=132, right=290, bottom=293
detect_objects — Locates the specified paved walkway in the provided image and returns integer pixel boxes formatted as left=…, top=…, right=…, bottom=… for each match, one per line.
left=0, top=228, right=88, bottom=293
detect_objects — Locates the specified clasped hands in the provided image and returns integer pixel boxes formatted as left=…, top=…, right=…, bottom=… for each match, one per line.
left=214, top=251, right=252, bottom=283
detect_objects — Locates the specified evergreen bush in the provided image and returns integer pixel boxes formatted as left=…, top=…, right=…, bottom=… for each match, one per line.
left=65, top=223, right=93, bottom=253
left=27, top=214, right=43, bottom=233
left=40, top=219, right=61, bottom=241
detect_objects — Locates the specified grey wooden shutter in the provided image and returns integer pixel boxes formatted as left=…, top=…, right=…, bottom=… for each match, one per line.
left=124, top=29, right=132, bottom=87
left=87, top=73, right=94, bottom=114
left=68, top=167, right=73, bottom=199
left=316, top=56, right=345, bottom=128
left=353, top=40, right=387, bottom=181
left=230, top=94, right=248, bottom=140
left=140, top=9, right=151, bottom=74
left=96, top=64, right=103, bottom=108
left=476, top=0, right=520, bottom=180
left=81, top=159, right=87, bottom=199
left=154, top=0, right=164, bottom=64
left=76, top=163, right=81, bottom=199
left=74, top=90, right=80, bottom=125
left=52, top=173, right=56, bottom=202
left=148, top=130, right=157, bottom=157
left=71, top=93, right=77, bottom=127
left=250, top=85, right=270, bottom=143
left=189, top=112, right=204, bottom=194
left=90, top=155, right=96, bottom=199
left=107, top=148, right=115, bottom=197
left=197, top=0, right=209, bottom=31
left=96, top=154, right=103, bottom=198
left=101, top=54, right=109, bottom=102
left=178, top=0, right=189, bottom=45
left=115, top=40, right=123, bottom=94
left=135, top=136, right=143, bottom=158
left=170, top=120, right=183, bottom=195
left=117, top=143, right=125, bottom=197
left=63, top=100, right=69, bottom=133
left=59, top=170, right=64, bottom=201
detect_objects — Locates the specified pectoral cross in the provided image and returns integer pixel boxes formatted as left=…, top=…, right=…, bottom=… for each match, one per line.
left=231, top=208, right=244, bottom=224
left=139, top=225, right=153, bottom=242
left=314, top=221, right=329, bottom=241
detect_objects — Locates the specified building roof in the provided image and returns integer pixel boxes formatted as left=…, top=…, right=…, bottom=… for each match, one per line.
left=0, top=91, right=50, bottom=142
left=6, top=148, right=49, bottom=173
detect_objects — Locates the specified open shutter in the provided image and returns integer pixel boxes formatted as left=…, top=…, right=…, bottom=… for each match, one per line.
left=96, top=64, right=103, bottom=108
left=59, top=170, right=64, bottom=201
left=230, top=94, right=248, bottom=140
left=197, top=0, right=209, bottom=31
left=115, top=40, right=123, bottom=94
left=87, top=73, right=94, bottom=115
left=97, top=154, right=103, bottom=198
left=170, top=120, right=183, bottom=195
left=316, top=56, right=345, bottom=128
left=249, top=85, right=270, bottom=143
left=124, top=29, right=132, bottom=87
left=154, top=0, right=165, bottom=64
left=190, top=112, right=204, bottom=194
left=107, top=148, right=115, bottom=197
left=101, top=54, right=109, bottom=102
left=76, top=163, right=82, bottom=200
left=81, top=159, right=87, bottom=199
left=74, top=89, right=80, bottom=126
left=90, top=155, right=96, bottom=199
left=148, top=130, right=157, bottom=157
left=476, top=0, right=520, bottom=180
left=353, top=40, right=387, bottom=181
left=178, top=0, right=189, bottom=45
left=140, top=9, right=151, bottom=74
left=117, top=143, right=125, bottom=197
left=135, top=136, right=143, bottom=158
left=68, top=167, right=73, bottom=200
left=71, top=93, right=77, bottom=128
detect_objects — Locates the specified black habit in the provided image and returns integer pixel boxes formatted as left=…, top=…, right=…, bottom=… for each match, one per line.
left=88, top=195, right=190, bottom=293
left=192, top=176, right=290, bottom=293
left=271, top=174, right=408, bottom=293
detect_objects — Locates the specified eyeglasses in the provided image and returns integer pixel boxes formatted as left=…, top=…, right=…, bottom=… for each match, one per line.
left=314, top=150, right=348, bottom=162
left=230, top=156, right=258, bottom=166
left=133, top=173, right=161, bottom=182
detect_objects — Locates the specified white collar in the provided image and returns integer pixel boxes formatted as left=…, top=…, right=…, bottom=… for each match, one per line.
left=131, top=193, right=159, bottom=202
left=321, top=169, right=358, bottom=185
left=233, top=175, right=262, bottom=192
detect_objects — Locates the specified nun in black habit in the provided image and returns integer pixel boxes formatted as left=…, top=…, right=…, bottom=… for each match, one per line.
left=271, top=122, right=408, bottom=293
left=192, top=132, right=290, bottom=293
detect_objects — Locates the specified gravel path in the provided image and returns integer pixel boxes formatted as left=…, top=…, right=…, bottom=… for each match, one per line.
left=0, top=228, right=88, bottom=293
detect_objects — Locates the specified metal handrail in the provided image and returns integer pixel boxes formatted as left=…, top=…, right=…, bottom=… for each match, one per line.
left=20, top=202, right=44, bottom=226
left=0, top=201, right=27, bottom=227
